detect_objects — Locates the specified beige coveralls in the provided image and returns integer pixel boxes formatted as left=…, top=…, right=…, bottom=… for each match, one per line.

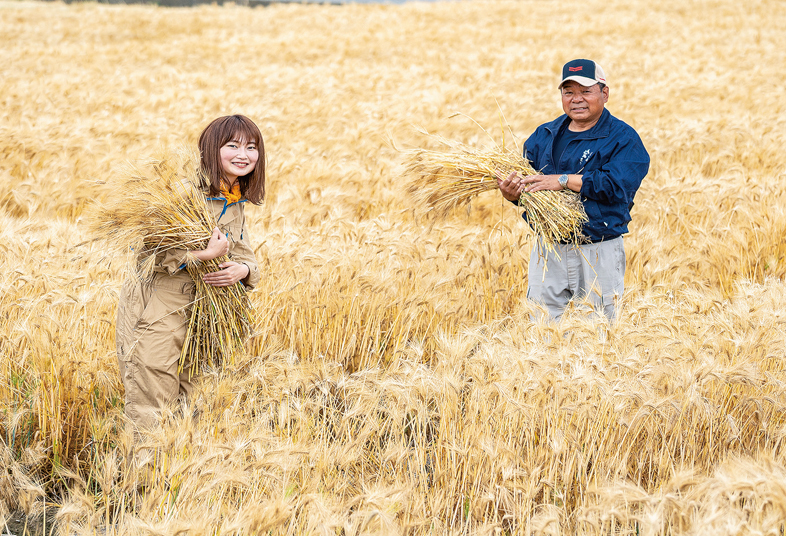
left=115, top=194, right=260, bottom=430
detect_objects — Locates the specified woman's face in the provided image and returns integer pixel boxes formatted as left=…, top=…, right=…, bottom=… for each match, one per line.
left=219, top=136, right=259, bottom=184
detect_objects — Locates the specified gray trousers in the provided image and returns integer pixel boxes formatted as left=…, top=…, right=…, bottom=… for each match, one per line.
left=527, top=236, right=625, bottom=322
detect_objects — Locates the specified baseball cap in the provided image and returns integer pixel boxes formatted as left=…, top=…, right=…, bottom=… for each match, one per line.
left=559, top=59, right=608, bottom=88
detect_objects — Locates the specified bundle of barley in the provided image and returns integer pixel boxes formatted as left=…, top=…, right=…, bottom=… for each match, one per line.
left=404, top=135, right=588, bottom=250
left=91, top=148, right=253, bottom=376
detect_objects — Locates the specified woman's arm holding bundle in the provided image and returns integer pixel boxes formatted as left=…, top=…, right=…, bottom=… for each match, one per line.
left=191, top=227, right=229, bottom=261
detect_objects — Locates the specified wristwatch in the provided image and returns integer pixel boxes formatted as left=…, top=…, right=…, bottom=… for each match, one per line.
left=558, top=174, right=569, bottom=189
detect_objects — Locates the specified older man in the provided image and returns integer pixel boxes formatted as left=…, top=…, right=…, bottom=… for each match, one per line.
left=498, top=59, right=649, bottom=322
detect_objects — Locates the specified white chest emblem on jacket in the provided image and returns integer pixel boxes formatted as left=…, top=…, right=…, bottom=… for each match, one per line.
left=580, top=149, right=592, bottom=167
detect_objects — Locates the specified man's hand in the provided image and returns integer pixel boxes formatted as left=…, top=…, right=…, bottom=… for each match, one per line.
left=202, top=261, right=250, bottom=287
left=521, top=174, right=563, bottom=193
left=495, top=170, right=526, bottom=202
left=522, top=174, right=582, bottom=192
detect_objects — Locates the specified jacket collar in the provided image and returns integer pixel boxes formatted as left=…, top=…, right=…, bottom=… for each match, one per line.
left=544, top=107, right=612, bottom=139
left=206, top=195, right=245, bottom=222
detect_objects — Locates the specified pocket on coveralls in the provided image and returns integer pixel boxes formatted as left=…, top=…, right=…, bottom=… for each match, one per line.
left=116, top=278, right=145, bottom=362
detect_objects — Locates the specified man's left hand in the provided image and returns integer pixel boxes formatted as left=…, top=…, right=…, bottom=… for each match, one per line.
left=522, top=174, right=563, bottom=193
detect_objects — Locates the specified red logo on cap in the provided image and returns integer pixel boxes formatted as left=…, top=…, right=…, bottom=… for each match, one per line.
left=569, top=66, right=583, bottom=72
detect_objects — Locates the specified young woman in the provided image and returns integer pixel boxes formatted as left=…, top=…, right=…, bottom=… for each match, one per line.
left=115, top=115, right=265, bottom=430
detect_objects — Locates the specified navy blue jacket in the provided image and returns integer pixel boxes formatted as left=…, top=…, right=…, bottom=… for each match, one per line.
left=521, top=108, right=649, bottom=242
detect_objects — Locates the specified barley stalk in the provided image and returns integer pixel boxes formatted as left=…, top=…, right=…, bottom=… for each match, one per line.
left=404, top=135, right=588, bottom=252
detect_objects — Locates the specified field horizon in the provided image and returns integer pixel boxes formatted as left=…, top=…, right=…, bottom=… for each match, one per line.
left=2, top=0, right=786, bottom=534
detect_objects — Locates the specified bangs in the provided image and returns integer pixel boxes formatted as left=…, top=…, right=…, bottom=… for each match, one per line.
left=226, top=128, right=258, bottom=146
left=230, top=132, right=258, bottom=145
left=216, top=116, right=261, bottom=147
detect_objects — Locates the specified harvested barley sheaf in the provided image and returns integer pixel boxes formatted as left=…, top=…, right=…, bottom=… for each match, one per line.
left=404, top=134, right=588, bottom=251
left=91, top=149, right=253, bottom=375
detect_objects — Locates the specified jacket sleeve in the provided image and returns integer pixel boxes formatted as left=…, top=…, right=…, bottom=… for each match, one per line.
left=522, top=131, right=543, bottom=170
left=513, top=130, right=548, bottom=207
left=156, top=248, right=191, bottom=275
left=231, top=213, right=260, bottom=290
left=579, top=132, right=650, bottom=206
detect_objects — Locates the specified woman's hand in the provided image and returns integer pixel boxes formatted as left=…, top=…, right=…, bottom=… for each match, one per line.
left=202, top=261, right=250, bottom=287
left=192, top=227, right=229, bottom=261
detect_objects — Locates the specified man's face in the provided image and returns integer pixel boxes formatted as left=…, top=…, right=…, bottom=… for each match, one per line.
left=561, top=81, right=609, bottom=126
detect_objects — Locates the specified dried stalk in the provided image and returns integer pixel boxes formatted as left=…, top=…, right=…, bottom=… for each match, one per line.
left=404, top=134, right=588, bottom=251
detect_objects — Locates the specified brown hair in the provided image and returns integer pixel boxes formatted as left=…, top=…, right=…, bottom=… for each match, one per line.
left=198, top=115, right=266, bottom=204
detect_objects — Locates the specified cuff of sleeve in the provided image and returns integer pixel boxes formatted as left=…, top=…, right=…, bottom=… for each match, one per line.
left=179, top=251, right=200, bottom=272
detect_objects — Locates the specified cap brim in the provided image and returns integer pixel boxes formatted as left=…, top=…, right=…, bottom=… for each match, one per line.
left=559, top=75, right=599, bottom=88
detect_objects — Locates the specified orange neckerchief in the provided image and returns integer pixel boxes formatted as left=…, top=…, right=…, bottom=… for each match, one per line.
left=220, top=183, right=242, bottom=204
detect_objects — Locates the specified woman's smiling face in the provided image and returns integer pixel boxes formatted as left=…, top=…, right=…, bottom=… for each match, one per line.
left=219, top=136, right=259, bottom=184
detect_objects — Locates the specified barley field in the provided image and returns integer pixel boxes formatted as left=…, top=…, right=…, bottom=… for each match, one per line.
left=2, top=0, right=786, bottom=534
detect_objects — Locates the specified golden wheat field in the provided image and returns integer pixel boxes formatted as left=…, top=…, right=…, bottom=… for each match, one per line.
left=2, top=0, right=786, bottom=533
